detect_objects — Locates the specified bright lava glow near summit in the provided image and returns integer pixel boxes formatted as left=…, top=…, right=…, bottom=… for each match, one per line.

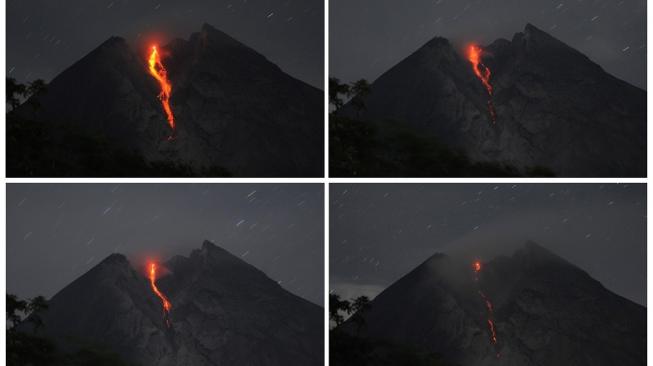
left=148, top=261, right=172, bottom=328
left=148, top=45, right=176, bottom=135
left=467, top=44, right=497, bottom=123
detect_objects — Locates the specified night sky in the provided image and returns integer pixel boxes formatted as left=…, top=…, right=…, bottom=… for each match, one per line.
left=7, top=184, right=324, bottom=306
left=7, top=0, right=324, bottom=88
left=330, top=184, right=646, bottom=306
left=330, top=0, right=646, bottom=89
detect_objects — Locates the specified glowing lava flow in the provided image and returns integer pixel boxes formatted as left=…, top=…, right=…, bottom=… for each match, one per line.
left=148, top=262, right=172, bottom=328
left=473, top=260, right=500, bottom=358
left=467, top=45, right=497, bottom=123
left=148, top=46, right=176, bottom=134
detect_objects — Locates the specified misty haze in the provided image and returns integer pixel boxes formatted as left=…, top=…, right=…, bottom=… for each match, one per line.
left=330, top=183, right=645, bottom=366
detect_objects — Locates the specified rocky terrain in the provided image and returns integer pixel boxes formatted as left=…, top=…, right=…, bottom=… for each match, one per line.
left=25, top=241, right=323, bottom=366
left=339, top=241, right=645, bottom=366
left=13, top=24, right=323, bottom=177
left=341, top=24, right=645, bottom=177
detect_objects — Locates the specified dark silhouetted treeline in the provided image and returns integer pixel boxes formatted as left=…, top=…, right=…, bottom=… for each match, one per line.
left=329, top=293, right=457, bottom=366
left=7, top=293, right=135, bottom=366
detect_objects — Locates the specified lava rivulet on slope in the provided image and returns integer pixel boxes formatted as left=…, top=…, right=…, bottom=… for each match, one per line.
left=148, top=261, right=172, bottom=328
left=148, top=45, right=176, bottom=136
left=467, top=45, right=496, bottom=123
left=473, top=260, right=499, bottom=357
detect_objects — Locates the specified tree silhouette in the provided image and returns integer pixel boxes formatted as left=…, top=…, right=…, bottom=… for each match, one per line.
left=329, top=293, right=371, bottom=332
left=7, top=293, right=48, bottom=332
left=6, top=78, right=26, bottom=111
left=329, top=78, right=371, bottom=115
left=348, top=79, right=371, bottom=117
left=27, top=79, right=47, bottom=97
left=26, top=296, right=48, bottom=332
left=6, top=293, right=133, bottom=366
left=329, top=292, right=451, bottom=365
left=7, top=293, right=56, bottom=366
left=349, top=296, right=371, bottom=334
left=329, top=77, right=351, bottom=111
left=7, top=294, right=27, bottom=328
left=6, top=78, right=47, bottom=111
left=329, top=293, right=351, bottom=326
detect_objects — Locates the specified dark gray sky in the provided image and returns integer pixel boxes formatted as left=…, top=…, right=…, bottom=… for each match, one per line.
left=7, top=0, right=324, bottom=88
left=7, top=184, right=324, bottom=305
left=330, top=0, right=646, bottom=89
left=330, top=184, right=646, bottom=306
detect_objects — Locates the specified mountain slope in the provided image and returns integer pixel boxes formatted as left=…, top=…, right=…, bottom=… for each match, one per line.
left=343, top=24, right=645, bottom=177
left=339, top=242, right=645, bottom=366
left=27, top=241, right=323, bottom=366
left=13, top=24, right=323, bottom=177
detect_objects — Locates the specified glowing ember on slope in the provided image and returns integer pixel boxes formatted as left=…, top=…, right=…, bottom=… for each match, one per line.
left=468, top=45, right=493, bottom=95
left=467, top=44, right=497, bottom=124
left=487, top=319, right=498, bottom=344
left=478, top=290, right=498, bottom=344
left=472, top=260, right=500, bottom=358
left=148, top=45, right=176, bottom=136
left=148, top=261, right=172, bottom=328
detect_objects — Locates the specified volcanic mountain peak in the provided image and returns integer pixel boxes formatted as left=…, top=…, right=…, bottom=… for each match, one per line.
left=423, top=36, right=453, bottom=51
left=507, top=23, right=600, bottom=69
left=346, top=23, right=645, bottom=177
left=193, top=239, right=239, bottom=263
left=405, top=35, right=461, bottom=69
left=99, top=252, right=129, bottom=265
left=72, top=252, right=136, bottom=286
left=196, top=22, right=245, bottom=47
left=518, top=23, right=575, bottom=50
left=506, top=22, right=556, bottom=47
left=341, top=241, right=644, bottom=366
left=512, top=240, right=568, bottom=263
left=522, top=22, right=552, bottom=39
left=201, top=239, right=221, bottom=251
left=181, top=240, right=283, bottom=291
left=94, top=253, right=133, bottom=275
left=408, top=241, right=569, bottom=285
left=12, top=22, right=324, bottom=177
left=28, top=241, right=323, bottom=366
left=72, top=35, right=137, bottom=72
left=96, top=36, right=129, bottom=50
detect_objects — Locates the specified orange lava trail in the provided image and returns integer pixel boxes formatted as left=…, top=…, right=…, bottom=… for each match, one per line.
left=467, top=45, right=497, bottom=124
left=148, top=46, right=176, bottom=135
left=149, top=262, right=172, bottom=328
left=473, top=260, right=500, bottom=358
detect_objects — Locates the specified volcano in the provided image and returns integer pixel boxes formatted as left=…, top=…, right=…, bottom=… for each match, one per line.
left=337, top=24, right=645, bottom=177
left=23, top=241, right=323, bottom=366
left=335, top=242, right=645, bottom=366
left=11, top=23, right=323, bottom=177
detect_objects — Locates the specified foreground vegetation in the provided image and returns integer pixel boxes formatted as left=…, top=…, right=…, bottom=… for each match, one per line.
left=329, top=293, right=457, bottom=366
left=7, top=294, right=135, bottom=366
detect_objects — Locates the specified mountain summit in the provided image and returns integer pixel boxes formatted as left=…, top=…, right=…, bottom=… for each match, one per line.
left=342, top=24, right=645, bottom=177
left=339, top=241, right=644, bottom=366
left=13, top=23, right=323, bottom=177
left=27, top=241, right=323, bottom=366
